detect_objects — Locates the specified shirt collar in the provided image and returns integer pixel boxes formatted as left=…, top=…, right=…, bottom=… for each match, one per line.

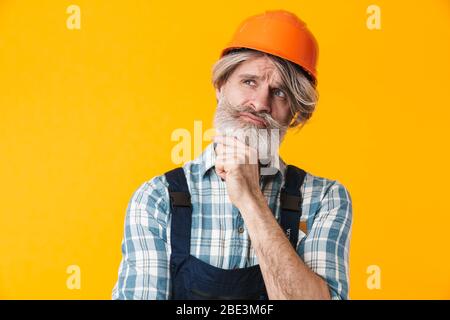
left=197, top=142, right=287, bottom=179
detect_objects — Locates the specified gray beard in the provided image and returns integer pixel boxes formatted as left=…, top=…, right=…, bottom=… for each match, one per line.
left=213, top=95, right=288, bottom=164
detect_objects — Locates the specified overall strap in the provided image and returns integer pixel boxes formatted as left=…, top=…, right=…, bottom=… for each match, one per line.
left=165, top=167, right=192, bottom=256
left=280, top=165, right=306, bottom=249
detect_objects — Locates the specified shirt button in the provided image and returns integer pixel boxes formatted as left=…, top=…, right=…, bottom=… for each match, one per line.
left=238, top=226, right=245, bottom=234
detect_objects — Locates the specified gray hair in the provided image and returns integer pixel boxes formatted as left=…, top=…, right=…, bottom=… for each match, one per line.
left=212, top=48, right=318, bottom=129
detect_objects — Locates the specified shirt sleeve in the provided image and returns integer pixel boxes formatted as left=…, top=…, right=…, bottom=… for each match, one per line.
left=112, top=175, right=171, bottom=300
left=299, top=180, right=353, bottom=300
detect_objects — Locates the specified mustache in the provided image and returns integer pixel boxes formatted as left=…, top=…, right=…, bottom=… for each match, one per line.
left=219, top=99, right=287, bottom=130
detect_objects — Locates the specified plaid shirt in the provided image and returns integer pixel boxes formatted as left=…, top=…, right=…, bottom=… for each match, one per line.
left=112, top=142, right=352, bottom=300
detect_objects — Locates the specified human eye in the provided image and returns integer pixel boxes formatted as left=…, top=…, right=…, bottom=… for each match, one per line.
left=273, top=88, right=286, bottom=99
left=242, top=79, right=256, bottom=86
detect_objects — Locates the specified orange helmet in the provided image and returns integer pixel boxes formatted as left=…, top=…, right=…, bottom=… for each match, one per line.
left=221, top=10, right=319, bottom=81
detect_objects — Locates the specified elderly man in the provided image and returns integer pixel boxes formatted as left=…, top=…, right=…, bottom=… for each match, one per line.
left=113, top=10, right=352, bottom=300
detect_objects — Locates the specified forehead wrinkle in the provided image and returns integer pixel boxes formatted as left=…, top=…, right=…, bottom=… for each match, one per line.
left=237, top=57, right=283, bottom=86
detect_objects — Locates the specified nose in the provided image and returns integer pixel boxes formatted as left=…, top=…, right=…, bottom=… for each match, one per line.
left=249, top=88, right=271, bottom=113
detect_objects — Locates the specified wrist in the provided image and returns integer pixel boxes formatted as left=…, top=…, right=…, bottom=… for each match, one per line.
left=237, top=190, right=267, bottom=214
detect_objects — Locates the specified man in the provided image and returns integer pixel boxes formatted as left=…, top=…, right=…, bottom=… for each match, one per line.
left=113, top=10, right=352, bottom=300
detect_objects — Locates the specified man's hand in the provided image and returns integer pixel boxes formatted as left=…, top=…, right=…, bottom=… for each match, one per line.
left=213, top=135, right=332, bottom=300
left=213, top=135, right=264, bottom=208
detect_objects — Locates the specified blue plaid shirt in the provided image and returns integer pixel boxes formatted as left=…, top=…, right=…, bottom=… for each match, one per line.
left=112, top=142, right=352, bottom=300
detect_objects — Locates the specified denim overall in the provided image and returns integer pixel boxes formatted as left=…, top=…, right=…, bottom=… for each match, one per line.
left=164, top=165, right=306, bottom=300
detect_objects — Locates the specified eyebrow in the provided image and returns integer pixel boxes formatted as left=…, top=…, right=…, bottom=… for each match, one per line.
left=238, top=73, right=286, bottom=90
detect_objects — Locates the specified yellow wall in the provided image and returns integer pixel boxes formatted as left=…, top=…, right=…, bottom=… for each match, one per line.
left=0, top=0, right=449, bottom=299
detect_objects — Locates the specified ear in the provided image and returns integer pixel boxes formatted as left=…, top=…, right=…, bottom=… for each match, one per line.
left=216, top=82, right=227, bottom=102
left=215, top=86, right=222, bottom=101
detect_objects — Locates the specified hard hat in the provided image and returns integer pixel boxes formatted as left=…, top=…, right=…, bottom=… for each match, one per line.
left=220, top=10, right=319, bottom=81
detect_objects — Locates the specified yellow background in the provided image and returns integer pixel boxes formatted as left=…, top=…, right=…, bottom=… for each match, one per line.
left=1, top=0, right=449, bottom=299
